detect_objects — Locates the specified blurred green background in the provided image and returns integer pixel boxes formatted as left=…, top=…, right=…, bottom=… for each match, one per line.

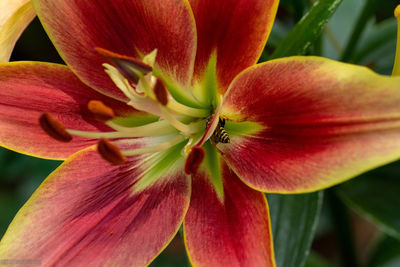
left=2, top=0, right=400, bottom=266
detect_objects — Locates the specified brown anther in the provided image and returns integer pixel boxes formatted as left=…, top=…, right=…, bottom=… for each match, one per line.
left=154, top=78, right=169, bottom=106
left=97, top=138, right=126, bottom=165
left=39, top=112, right=72, bottom=142
left=88, top=100, right=115, bottom=121
left=95, top=47, right=152, bottom=84
left=184, top=146, right=205, bottom=175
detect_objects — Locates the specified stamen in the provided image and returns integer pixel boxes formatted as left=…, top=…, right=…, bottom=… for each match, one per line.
left=105, top=119, right=169, bottom=133
left=184, top=146, right=205, bottom=174
left=95, top=47, right=152, bottom=84
left=122, top=134, right=185, bottom=156
left=104, top=63, right=137, bottom=100
left=166, top=98, right=209, bottom=118
left=136, top=72, right=155, bottom=97
left=39, top=113, right=72, bottom=142
left=160, top=107, right=192, bottom=135
left=152, top=77, right=209, bottom=118
left=88, top=100, right=115, bottom=121
left=103, top=57, right=208, bottom=118
left=103, top=64, right=164, bottom=116
left=154, top=78, right=169, bottom=106
left=97, top=138, right=126, bottom=165
left=67, top=120, right=178, bottom=139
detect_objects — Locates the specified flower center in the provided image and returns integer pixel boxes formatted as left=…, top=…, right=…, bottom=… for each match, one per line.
left=39, top=48, right=226, bottom=172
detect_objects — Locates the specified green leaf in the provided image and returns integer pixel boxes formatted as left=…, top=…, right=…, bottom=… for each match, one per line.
left=367, top=236, right=400, bottom=267
left=269, top=0, right=343, bottom=59
left=340, top=0, right=379, bottom=62
left=264, top=21, right=291, bottom=50
left=149, top=236, right=189, bottom=267
left=353, top=18, right=397, bottom=64
left=321, top=0, right=364, bottom=59
left=337, top=161, right=400, bottom=240
left=353, top=18, right=397, bottom=74
left=304, top=252, right=335, bottom=267
left=267, top=191, right=323, bottom=267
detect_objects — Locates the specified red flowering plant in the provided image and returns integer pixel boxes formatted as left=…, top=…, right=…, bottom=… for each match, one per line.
left=1, top=0, right=400, bottom=266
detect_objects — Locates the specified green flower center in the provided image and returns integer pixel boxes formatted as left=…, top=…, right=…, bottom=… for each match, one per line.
left=39, top=48, right=229, bottom=173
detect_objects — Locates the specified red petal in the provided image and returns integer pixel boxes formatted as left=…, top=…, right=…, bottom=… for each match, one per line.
left=184, top=161, right=275, bottom=266
left=32, top=0, right=197, bottom=100
left=0, top=62, right=132, bottom=160
left=221, top=57, right=400, bottom=193
left=0, top=146, right=190, bottom=266
left=189, top=0, right=278, bottom=93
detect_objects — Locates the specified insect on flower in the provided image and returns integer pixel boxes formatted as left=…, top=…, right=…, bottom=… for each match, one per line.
left=208, top=117, right=230, bottom=144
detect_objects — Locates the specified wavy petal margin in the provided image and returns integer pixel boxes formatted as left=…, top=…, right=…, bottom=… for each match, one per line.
left=189, top=0, right=279, bottom=93
left=0, top=0, right=35, bottom=62
left=221, top=57, right=400, bottom=193
left=32, top=0, right=197, bottom=100
left=0, top=62, right=132, bottom=160
left=0, top=146, right=190, bottom=266
left=184, top=161, right=275, bottom=266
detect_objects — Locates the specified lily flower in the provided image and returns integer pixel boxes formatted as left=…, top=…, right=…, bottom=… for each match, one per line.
left=1, top=0, right=400, bottom=266
left=0, top=0, right=35, bottom=62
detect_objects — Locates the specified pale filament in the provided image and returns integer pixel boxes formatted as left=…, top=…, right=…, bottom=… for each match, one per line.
left=106, top=119, right=205, bottom=135
left=103, top=63, right=208, bottom=120
left=67, top=120, right=178, bottom=139
left=65, top=118, right=205, bottom=140
left=122, top=134, right=186, bottom=156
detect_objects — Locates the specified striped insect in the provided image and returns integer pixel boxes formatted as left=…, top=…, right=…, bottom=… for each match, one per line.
left=207, top=117, right=230, bottom=144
